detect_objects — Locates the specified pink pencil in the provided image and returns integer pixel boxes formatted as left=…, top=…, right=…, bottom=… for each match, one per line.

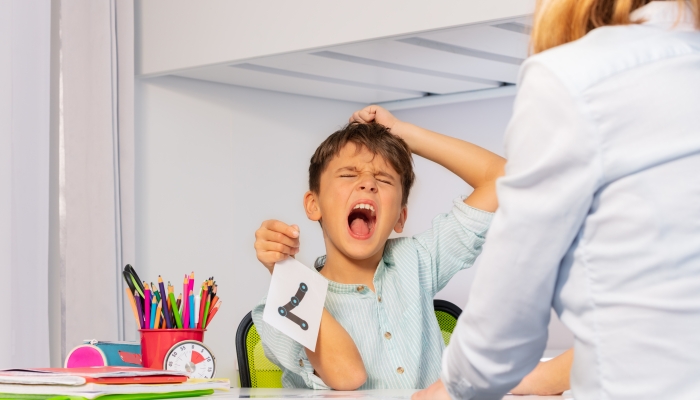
left=182, top=274, right=189, bottom=329
left=188, top=271, right=195, bottom=301
left=143, top=282, right=151, bottom=330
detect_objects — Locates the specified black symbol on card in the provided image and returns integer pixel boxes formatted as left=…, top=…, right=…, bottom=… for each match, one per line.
left=278, top=282, right=309, bottom=330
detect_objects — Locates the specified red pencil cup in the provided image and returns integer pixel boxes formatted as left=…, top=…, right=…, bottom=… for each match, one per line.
left=139, top=329, right=206, bottom=369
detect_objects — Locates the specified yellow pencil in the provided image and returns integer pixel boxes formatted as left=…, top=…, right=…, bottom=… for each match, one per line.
left=125, top=287, right=140, bottom=326
left=154, top=299, right=163, bottom=329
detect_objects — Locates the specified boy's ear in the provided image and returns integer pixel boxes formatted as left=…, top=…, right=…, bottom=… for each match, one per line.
left=303, top=191, right=322, bottom=222
left=393, top=206, right=408, bottom=233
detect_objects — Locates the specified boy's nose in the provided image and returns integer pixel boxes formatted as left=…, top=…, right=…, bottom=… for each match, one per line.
left=359, top=184, right=377, bottom=193
left=358, top=178, right=378, bottom=193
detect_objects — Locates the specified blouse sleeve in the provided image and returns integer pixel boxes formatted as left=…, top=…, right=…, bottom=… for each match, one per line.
left=441, top=61, right=602, bottom=399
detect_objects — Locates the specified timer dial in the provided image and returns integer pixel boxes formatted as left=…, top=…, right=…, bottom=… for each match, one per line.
left=163, top=340, right=216, bottom=379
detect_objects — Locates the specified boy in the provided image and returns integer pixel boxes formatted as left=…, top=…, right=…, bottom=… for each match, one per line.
left=251, top=105, right=505, bottom=390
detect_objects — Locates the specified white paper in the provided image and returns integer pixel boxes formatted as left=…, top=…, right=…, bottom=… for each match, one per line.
left=262, top=258, right=329, bottom=351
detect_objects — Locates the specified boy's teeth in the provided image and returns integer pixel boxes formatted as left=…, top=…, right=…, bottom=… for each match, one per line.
left=353, top=203, right=375, bottom=214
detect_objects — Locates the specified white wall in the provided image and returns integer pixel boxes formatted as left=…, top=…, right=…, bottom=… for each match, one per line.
left=135, top=77, right=572, bottom=384
left=0, top=0, right=51, bottom=368
left=135, top=0, right=534, bottom=76
left=136, top=76, right=361, bottom=382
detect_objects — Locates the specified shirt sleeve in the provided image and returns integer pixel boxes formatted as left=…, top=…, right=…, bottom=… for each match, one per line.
left=412, top=198, right=493, bottom=297
left=441, top=62, right=601, bottom=399
left=251, top=298, right=330, bottom=389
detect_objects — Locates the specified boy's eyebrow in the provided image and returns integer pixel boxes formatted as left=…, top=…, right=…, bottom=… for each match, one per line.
left=336, top=166, right=396, bottom=181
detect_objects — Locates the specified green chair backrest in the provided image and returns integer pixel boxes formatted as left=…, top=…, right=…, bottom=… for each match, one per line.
left=236, top=300, right=463, bottom=388
left=236, top=313, right=283, bottom=388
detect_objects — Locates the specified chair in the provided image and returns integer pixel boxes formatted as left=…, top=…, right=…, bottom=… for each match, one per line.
left=236, top=299, right=463, bottom=388
left=236, top=312, right=284, bottom=388
left=433, top=299, right=462, bottom=346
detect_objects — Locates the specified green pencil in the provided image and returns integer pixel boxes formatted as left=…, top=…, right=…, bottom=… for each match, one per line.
left=202, top=292, right=212, bottom=329
left=168, top=285, right=183, bottom=329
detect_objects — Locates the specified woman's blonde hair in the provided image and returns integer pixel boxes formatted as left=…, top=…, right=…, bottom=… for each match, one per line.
left=531, top=0, right=700, bottom=54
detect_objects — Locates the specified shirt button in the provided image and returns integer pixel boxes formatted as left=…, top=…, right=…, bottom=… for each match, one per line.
left=299, top=359, right=304, bottom=367
left=396, top=367, right=404, bottom=374
left=356, top=285, right=364, bottom=292
left=384, top=332, right=392, bottom=339
left=378, top=295, right=382, bottom=302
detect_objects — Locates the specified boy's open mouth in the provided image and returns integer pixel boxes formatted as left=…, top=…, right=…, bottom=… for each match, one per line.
left=347, top=201, right=377, bottom=239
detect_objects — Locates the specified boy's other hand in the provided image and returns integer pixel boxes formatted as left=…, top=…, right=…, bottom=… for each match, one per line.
left=350, top=105, right=399, bottom=132
left=254, top=220, right=300, bottom=273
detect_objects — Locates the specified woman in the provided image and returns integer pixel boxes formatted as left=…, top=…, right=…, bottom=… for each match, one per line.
left=412, top=1, right=700, bottom=399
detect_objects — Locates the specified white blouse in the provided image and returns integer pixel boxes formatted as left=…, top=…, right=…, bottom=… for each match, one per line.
left=442, top=2, right=700, bottom=399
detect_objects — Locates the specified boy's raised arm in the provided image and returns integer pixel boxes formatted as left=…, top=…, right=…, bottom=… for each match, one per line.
left=350, top=106, right=505, bottom=212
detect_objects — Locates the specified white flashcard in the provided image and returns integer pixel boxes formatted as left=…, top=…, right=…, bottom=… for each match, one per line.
left=262, top=257, right=329, bottom=352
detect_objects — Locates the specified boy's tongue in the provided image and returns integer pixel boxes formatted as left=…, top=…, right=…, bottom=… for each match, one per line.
left=350, top=216, right=370, bottom=236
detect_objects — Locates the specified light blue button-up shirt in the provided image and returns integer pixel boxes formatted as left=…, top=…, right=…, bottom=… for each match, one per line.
left=252, top=198, right=493, bottom=389
left=442, top=3, right=700, bottom=399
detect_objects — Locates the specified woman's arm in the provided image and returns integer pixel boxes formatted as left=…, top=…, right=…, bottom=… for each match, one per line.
left=511, top=348, right=573, bottom=395
left=350, top=106, right=505, bottom=212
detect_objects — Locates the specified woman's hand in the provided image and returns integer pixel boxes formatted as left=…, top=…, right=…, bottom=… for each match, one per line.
left=412, top=379, right=451, bottom=400
left=254, top=220, right=300, bottom=273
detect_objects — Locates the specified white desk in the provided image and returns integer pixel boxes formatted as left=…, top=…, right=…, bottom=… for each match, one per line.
left=189, top=388, right=574, bottom=399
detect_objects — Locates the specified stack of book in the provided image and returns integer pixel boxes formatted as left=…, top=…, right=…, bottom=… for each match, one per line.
left=0, top=367, right=229, bottom=399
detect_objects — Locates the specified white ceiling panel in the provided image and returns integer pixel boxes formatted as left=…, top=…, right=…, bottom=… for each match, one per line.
left=328, top=40, right=520, bottom=84
left=173, top=65, right=420, bottom=104
left=417, top=25, right=530, bottom=59
left=161, top=16, right=532, bottom=102
left=250, top=53, right=497, bottom=95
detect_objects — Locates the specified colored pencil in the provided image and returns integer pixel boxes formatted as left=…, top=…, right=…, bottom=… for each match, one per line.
left=149, top=296, right=157, bottom=329
left=188, top=289, right=195, bottom=329
left=181, top=275, right=189, bottom=330
left=188, top=272, right=195, bottom=300
left=154, top=297, right=162, bottom=329
left=133, top=289, right=144, bottom=329
left=198, top=283, right=208, bottom=329
left=166, top=282, right=175, bottom=327
left=202, top=288, right=212, bottom=329
left=159, top=276, right=172, bottom=329
left=205, top=300, right=221, bottom=327
left=169, top=287, right=183, bottom=329
left=125, top=287, right=140, bottom=326
left=176, top=294, right=182, bottom=319
left=144, top=283, right=152, bottom=330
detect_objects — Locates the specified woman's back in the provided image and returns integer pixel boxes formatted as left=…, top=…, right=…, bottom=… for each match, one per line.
left=442, top=3, right=700, bottom=399
left=524, top=4, right=700, bottom=397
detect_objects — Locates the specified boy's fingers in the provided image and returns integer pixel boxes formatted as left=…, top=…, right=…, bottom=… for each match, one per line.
left=262, top=220, right=299, bottom=238
left=358, top=107, right=377, bottom=122
left=259, top=241, right=297, bottom=255
left=349, top=108, right=376, bottom=124
left=259, top=229, right=300, bottom=248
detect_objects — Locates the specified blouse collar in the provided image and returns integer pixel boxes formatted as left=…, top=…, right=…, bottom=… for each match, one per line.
left=632, top=1, right=697, bottom=31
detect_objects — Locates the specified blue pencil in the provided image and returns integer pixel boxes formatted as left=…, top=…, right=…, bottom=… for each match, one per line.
left=189, top=290, right=195, bottom=329
left=150, top=296, right=157, bottom=329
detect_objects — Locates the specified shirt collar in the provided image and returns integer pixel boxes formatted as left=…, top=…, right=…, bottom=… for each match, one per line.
left=632, top=1, right=697, bottom=31
left=313, top=253, right=392, bottom=294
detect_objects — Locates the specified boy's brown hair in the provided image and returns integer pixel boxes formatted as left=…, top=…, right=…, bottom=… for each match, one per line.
left=309, top=122, right=415, bottom=206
